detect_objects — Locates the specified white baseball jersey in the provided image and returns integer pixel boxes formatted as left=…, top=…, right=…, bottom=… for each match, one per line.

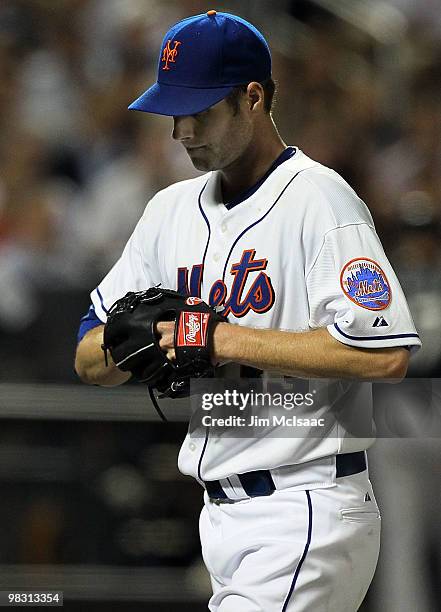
left=90, top=148, right=421, bottom=483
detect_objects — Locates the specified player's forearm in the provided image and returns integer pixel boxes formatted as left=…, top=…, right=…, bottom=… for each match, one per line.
left=212, top=324, right=409, bottom=380
left=75, top=326, right=131, bottom=386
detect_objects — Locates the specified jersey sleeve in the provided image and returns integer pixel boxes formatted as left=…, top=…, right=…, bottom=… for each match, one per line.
left=306, top=223, right=421, bottom=351
left=77, top=305, right=103, bottom=342
left=90, top=203, right=162, bottom=322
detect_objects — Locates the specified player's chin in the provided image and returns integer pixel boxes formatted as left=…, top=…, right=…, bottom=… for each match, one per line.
left=186, top=149, right=215, bottom=171
left=192, top=161, right=213, bottom=171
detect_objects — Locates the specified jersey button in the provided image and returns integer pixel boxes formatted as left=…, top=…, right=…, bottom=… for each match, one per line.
left=213, top=253, right=221, bottom=262
left=189, top=442, right=196, bottom=451
left=221, top=223, right=227, bottom=233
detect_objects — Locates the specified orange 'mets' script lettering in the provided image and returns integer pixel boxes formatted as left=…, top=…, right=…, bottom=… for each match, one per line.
left=162, top=40, right=182, bottom=70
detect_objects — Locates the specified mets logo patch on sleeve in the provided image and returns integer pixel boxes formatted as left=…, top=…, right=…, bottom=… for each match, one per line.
left=340, top=258, right=391, bottom=310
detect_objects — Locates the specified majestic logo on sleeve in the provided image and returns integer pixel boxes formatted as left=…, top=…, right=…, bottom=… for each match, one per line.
left=340, top=258, right=391, bottom=310
left=177, top=249, right=275, bottom=317
left=161, top=40, right=181, bottom=70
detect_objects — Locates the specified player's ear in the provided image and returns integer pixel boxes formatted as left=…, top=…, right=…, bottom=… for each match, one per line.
left=246, top=82, right=264, bottom=112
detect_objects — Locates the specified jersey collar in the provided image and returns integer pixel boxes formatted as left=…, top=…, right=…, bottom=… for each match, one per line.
left=224, top=146, right=297, bottom=210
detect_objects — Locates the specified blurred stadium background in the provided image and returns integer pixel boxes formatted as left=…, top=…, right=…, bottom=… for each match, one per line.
left=0, top=0, right=440, bottom=610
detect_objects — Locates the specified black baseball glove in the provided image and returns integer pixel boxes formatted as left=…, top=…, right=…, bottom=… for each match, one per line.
left=101, top=287, right=227, bottom=399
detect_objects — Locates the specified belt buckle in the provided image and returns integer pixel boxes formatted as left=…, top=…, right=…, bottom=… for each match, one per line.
left=211, top=496, right=236, bottom=505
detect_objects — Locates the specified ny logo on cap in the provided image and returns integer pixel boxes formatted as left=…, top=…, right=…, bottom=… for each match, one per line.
left=162, top=40, right=181, bottom=70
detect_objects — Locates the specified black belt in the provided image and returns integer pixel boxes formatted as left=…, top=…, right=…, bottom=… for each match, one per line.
left=204, top=451, right=367, bottom=502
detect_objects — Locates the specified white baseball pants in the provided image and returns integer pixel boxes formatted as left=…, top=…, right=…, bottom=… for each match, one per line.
left=200, top=470, right=380, bottom=611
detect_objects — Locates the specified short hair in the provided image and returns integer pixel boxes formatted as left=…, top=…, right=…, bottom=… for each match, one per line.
left=225, top=78, right=276, bottom=115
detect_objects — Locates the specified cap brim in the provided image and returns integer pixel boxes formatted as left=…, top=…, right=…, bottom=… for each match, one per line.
left=128, top=82, right=234, bottom=117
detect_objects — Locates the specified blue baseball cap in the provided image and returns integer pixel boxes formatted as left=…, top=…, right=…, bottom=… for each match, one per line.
left=128, top=10, right=271, bottom=117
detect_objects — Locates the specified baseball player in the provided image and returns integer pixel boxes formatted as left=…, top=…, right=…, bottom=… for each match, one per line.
left=75, top=11, right=421, bottom=611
